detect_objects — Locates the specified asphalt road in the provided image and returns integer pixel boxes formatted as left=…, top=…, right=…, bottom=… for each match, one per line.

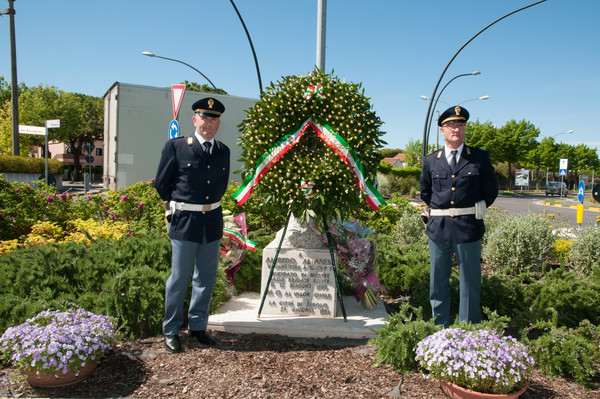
left=493, top=192, right=599, bottom=228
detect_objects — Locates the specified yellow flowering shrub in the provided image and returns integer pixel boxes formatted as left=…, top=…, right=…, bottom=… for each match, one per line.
left=24, top=221, right=65, bottom=247
left=0, top=239, right=21, bottom=256
left=552, top=239, right=573, bottom=265
left=65, top=219, right=129, bottom=244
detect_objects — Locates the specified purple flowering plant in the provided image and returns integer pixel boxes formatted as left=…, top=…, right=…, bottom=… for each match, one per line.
left=415, top=328, right=534, bottom=395
left=0, top=309, right=114, bottom=377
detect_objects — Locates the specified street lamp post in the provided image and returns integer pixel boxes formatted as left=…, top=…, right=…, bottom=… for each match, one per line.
left=142, top=51, right=218, bottom=91
left=1, top=0, right=19, bottom=155
left=421, top=94, right=489, bottom=150
left=545, top=130, right=574, bottom=186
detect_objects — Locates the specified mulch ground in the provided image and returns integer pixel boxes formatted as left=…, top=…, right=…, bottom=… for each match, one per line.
left=1, top=331, right=599, bottom=398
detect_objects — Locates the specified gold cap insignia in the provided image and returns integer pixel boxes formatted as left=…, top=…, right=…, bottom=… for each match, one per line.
left=455, top=106, right=461, bottom=115
left=208, top=99, right=214, bottom=109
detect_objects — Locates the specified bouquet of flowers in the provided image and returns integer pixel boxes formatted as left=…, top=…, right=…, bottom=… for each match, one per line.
left=220, top=211, right=256, bottom=292
left=318, top=218, right=386, bottom=309
left=0, top=309, right=114, bottom=377
left=415, top=328, right=534, bottom=395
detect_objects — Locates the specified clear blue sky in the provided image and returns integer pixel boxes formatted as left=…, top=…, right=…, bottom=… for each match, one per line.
left=2, top=0, right=599, bottom=156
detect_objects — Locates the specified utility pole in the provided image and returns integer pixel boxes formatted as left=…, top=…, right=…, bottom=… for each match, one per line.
left=1, top=0, right=19, bottom=155
left=316, top=0, right=326, bottom=71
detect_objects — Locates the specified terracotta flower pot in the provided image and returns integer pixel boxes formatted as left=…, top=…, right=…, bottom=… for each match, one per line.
left=440, top=379, right=528, bottom=399
left=26, top=361, right=97, bottom=388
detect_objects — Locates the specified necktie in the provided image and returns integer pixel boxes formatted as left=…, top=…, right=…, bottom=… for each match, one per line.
left=450, top=150, right=458, bottom=170
left=203, top=141, right=212, bottom=155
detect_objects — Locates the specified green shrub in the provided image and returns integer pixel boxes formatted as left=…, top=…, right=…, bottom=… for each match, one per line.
left=232, top=229, right=275, bottom=294
left=525, top=267, right=600, bottom=327
left=480, top=274, right=527, bottom=324
left=354, top=197, right=417, bottom=235
left=0, top=156, right=63, bottom=174
left=567, top=226, right=600, bottom=275
left=482, top=213, right=555, bottom=275
left=525, top=317, right=600, bottom=388
left=102, top=264, right=167, bottom=339
left=376, top=235, right=430, bottom=302
left=371, top=303, right=440, bottom=374
left=376, top=173, right=418, bottom=197
left=388, top=166, right=421, bottom=179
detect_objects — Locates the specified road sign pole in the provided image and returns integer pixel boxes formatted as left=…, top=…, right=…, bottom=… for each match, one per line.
left=44, top=127, right=49, bottom=185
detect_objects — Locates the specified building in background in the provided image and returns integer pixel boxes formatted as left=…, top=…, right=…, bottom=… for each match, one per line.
left=382, top=153, right=405, bottom=168
left=103, top=82, right=257, bottom=190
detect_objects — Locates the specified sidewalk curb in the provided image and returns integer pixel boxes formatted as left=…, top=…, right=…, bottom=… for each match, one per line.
left=540, top=200, right=600, bottom=212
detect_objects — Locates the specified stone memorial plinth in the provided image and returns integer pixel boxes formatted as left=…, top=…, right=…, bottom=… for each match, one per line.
left=260, top=215, right=339, bottom=317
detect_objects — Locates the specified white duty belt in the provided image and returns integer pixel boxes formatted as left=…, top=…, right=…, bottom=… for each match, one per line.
left=170, top=200, right=221, bottom=213
left=430, top=207, right=475, bottom=217
left=428, top=200, right=486, bottom=220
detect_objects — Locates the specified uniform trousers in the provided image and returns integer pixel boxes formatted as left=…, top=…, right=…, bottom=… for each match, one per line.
left=163, top=237, right=221, bottom=335
left=428, top=231, right=482, bottom=328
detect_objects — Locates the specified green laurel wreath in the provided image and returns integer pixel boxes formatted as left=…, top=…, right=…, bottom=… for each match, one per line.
left=237, top=69, right=386, bottom=222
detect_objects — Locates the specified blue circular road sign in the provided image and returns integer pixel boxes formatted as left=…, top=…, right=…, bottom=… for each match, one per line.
left=169, top=120, right=179, bottom=139
left=577, top=180, right=585, bottom=203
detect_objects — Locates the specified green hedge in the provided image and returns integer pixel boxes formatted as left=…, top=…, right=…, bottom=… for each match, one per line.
left=0, top=155, right=64, bottom=175
left=388, top=166, right=421, bottom=179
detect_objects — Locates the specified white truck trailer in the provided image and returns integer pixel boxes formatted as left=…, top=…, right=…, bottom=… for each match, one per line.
left=102, top=82, right=256, bottom=190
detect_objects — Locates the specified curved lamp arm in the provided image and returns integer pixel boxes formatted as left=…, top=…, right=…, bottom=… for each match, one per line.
left=229, top=0, right=263, bottom=95
left=426, top=72, right=480, bottom=144
left=421, top=0, right=547, bottom=158
left=142, top=52, right=218, bottom=90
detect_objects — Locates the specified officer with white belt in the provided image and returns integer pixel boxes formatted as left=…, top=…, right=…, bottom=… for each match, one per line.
left=154, top=97, right=230, bottom=353
left=420, top=105, right=498, bottom=327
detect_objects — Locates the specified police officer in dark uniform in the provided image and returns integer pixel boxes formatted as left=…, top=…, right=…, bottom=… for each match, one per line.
left=154, top=97, right=230, bottom=353
left=420, top=105, right=498, bottom=327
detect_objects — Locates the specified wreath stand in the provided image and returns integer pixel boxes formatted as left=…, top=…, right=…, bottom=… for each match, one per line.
left=257, top=210, right=348, bottom=322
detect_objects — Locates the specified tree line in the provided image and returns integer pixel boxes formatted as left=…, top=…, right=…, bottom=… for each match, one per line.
left=380, top=119, right=599, bottom=190
left=0, top=77, right=225, bottom=181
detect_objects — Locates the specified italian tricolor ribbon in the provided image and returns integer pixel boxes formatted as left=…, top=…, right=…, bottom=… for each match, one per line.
left=304, top=84, right=325, bottom=100
left=223, top=228, right=257, bottom=251
left=232, top=119, right=386, bottom=210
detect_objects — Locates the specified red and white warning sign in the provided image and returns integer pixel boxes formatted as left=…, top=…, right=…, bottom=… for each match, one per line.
left=171, top=84, right=186, bottom=120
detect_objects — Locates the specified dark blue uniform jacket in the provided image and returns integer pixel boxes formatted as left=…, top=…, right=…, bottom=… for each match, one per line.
left=420, top=146, right=498, bottom=244
left=154, top=135, right=230, bottom=243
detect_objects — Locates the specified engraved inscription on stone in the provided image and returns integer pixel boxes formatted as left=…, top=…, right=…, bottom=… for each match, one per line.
left=260, top=248, right=337, bottom=317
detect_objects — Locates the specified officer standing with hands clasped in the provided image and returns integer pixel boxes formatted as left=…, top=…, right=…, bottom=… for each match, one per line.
left=154, top=97, right=230, bottom=353
left=420, top=105, right=498, bottom=328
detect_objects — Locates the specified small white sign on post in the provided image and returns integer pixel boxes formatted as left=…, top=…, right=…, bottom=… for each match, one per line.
left=18, top=125, right=46, bottom=135
left=515, top=169, right=529, bottom=187
left=46, top=119, right=60, bottom=128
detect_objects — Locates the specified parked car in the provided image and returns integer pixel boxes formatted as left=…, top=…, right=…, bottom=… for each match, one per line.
left=545, top=181, right=568, bottom=197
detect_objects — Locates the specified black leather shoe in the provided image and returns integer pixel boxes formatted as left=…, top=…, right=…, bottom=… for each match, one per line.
left=189, top=330, right=216, bottom=346
left=164, top=334, right=182, bottom=353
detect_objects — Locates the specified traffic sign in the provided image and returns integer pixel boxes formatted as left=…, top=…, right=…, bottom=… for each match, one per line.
left=559, top=169, right=567, bottom=176
left=86, top=155, right=94, bottom=164
left=46, top=119, right=60, bottom=128
left=171, top=84, right=186, bottom=120
left=83, top=142, right=95, bottom=154
left=18, top=125, right=45, bottom=135
left=559, top=158, right=568, bottom=169
left=577, top=180, right=585, bottom=203
left=593, top=183, right=600, bottom=203
left=169, top=120, right=179, bottom=139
